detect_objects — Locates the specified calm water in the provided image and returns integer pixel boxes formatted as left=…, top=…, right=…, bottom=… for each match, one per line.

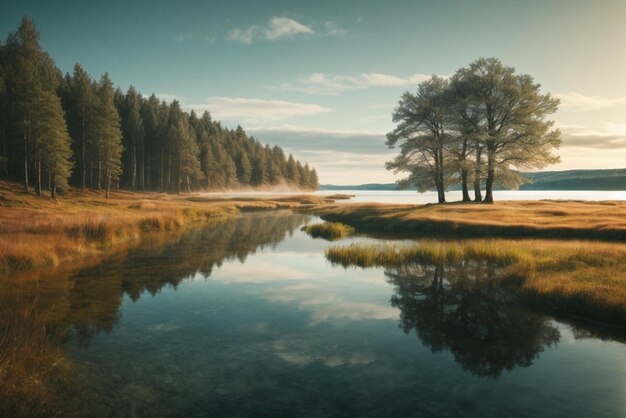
left=2, top=211, right=626, bottom=417
left=315, top=190, right=626, bottom=204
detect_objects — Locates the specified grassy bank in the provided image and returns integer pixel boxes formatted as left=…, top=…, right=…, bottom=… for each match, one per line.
left=301, top=222, right=355, bottom=240
left=0, top=180, right=331, bottom=274
left=313, top=200, right=626, bottom=241
left=326, top=239, right=626, bottom=325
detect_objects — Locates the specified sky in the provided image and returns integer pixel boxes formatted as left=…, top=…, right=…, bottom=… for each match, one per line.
left=1, top=0, right=625, bottom=184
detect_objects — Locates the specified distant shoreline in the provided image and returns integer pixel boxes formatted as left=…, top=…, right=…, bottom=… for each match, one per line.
left=321, top=168, right=626, bottom=191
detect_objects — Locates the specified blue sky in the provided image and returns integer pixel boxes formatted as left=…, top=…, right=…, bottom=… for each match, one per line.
left=2, top=0, right=625, bottom=184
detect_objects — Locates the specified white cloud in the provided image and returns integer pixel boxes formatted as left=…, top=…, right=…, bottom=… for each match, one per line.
left=185, top=97, right=330, bottom=124
left=324, top=21, right=346, bottom=37
left=265, top=17, right=314, bottom=40
left=228, top=17, right=313, bottom=44
left=228, top=26, right=258, bottom=44
left=275, top=72, right=437, bottom=95
left=555, top=92, right=626, bottom=111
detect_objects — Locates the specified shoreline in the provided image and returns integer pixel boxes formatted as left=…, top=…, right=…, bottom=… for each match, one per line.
left=0, top=180, right=334, bottom=275
left=310, top=200, right=626, bottom=241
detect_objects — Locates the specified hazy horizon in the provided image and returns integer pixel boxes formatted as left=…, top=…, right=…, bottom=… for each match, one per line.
left=1, top=0, right=625, bottom=185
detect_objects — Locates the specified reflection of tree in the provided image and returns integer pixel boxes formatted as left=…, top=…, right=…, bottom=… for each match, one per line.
left=0, top=211, right=310, bottom=414
left=1, top=211, right=310, bottom=346
left=387, top=261, right=561, bottom=377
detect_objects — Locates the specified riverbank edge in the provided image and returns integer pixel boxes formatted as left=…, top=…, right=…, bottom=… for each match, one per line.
left=0, top=180, right=336, bottom=275
left=306, top=200, right=626, bottom=241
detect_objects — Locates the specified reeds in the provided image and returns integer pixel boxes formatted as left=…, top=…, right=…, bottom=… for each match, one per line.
left=314, top=200, right=626, bottom=240
left=326, top=239, right=626, bottom=325
left=301, top=222, right=355, bottom=240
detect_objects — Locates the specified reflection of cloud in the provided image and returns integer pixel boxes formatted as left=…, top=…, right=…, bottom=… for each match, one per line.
left=273, top=340, right=376, bottom=367
left=186, top=97, right=330, bottom=124
left=555, top=92, right=626, bottom=111
left=263, top=283, right=398, bottom=324
left=274, top=72, right=440, bottom=95
left=149, top=323, right=181, bottom=332
left=213, top=262, right=314, bottom=283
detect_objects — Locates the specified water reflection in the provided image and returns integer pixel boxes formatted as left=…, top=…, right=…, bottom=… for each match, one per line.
left=386, top=261, right=561, bottom=377
left=0, top=211, right=310, bottom=415
left=63, top=211, right=310, bottom=343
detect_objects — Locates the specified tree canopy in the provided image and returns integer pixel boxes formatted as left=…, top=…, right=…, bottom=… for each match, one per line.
left=0, top=17, right=318, bottom=197
left=387, top=58, right=561, bottom=203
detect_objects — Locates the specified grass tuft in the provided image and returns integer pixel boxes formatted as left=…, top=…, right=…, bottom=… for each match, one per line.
left=301, top=222, right=355, bottom=240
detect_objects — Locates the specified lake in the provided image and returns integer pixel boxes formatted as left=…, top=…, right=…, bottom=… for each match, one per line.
left=1, top=210, right=625, bottom=417
left=314, top=190, right=626, bottom=204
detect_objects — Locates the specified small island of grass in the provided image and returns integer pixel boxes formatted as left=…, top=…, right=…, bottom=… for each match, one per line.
left=301, top=222, right=355, bottom=241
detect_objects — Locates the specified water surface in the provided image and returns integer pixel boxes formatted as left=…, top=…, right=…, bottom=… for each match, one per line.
left=2, top=211, right=625, bottom=417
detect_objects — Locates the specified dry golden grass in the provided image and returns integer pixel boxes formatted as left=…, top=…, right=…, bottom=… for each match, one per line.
left=326, top=239, right=626, bottom=325
left=0, top=180, right=332, bottom=274
left=0, top=291, right=69, bottom=417
left=313, top=199, right=626, bottom=240
left=301, top=222, right=355, bottom=240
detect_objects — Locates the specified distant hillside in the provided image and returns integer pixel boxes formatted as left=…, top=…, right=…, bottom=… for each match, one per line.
left=321, top=169, right=626, bottom=191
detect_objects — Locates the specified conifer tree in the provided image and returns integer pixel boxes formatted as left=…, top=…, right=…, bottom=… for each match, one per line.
left=92, top=73, right=123, bottom=198
left=60, top=63, right=94, bottom=189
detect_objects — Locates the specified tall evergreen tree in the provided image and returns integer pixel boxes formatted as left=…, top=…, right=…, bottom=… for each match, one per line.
left=92, top=73, right=123, bottom=198
left=59, top=63, right=94, bottom=189
left=36, top=89, right=73, bottom=197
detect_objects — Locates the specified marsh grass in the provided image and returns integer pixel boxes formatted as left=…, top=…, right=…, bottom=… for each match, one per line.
left=301, top=222, right=355, bottom=240
left=0, top=292, right=69, bottom=417
left=326, top=239, right=626, bottom=325
left=314, top=200, right=626, bottom=240
left=0, top=180, right=333, bottom=274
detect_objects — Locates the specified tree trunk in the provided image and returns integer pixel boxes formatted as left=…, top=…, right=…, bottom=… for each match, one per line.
left=98, top=160, right=102, bottom=190
left=36, top=157, right=42, bottom=197
left=51, top=183, right=56, bottom=199
left=177, top=158, right=182, bottom=195
left=437, top=149, right=446, bottom=204
left=168, top=157, right=172, bottom=192
left=461, top=168, right=471, bottom=202
left=105, top=168, right=111, bottom=199
left=131, top=134, right=136, bottom=189
left=23, top=132, right=30, bottom=193
left=89, top=160, right=93, bottom=189
left=460, top=138, right=471, bottom=202
left=186, top=175, right=191, bottom=193
left=160, top=151, right=164, bottom=192
left=81, top=117, right=86, bottom=189
left=473, top=144, right=482, bottom=202
left=483, top=149, right=495, bottom=204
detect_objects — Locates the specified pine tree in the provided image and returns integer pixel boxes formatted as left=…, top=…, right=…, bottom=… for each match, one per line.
left=236, top=152, right=252, bottom=184
left=121, top=86, right=144, bottom=188
left=59, top=63, right=94, bottom=189
left=92, top=73, right=123, bottom=198
left=36, top=89, right=73, bottom=197
left=286, top=154, right=299, bottom=185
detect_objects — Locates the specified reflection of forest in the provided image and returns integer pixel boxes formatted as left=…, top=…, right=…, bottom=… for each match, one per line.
left=0, top=211, right=310, bottom=415
left=386, top=261, right=561, bottom=378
